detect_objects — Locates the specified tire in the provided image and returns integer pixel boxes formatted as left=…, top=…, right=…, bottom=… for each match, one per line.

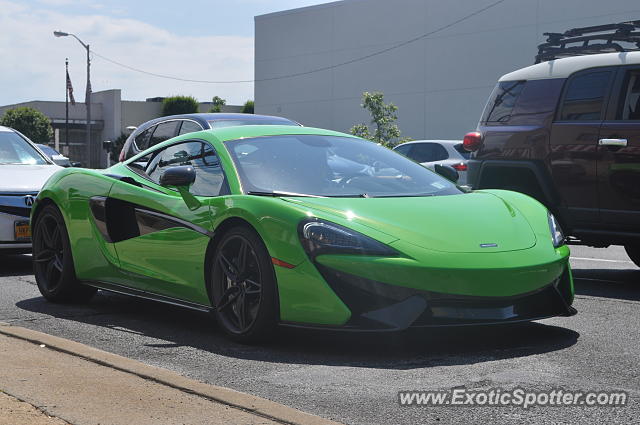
left=32, top=204, right=97, bottom=303
left=208, top=226, right=278, bottom=343
left=625, top=244, right=640, bottom=268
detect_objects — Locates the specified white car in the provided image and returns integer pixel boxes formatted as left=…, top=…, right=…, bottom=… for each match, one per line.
left=393, top=140, right=470, bottom=185
left=0, top=126, right=62, bottom=254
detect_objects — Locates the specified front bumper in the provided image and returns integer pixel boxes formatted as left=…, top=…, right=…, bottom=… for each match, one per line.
left=304, top=264, right=575, bottom=331
left=0, top=193, right=35, bottom=250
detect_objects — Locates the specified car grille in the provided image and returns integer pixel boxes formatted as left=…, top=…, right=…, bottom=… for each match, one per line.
left=0, top=192, right=38, bottom=218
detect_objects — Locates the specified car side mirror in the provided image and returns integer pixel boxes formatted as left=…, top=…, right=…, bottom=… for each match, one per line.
left=160, top=165, right=196, bottom=188
left=434, top=164, right=459, bottom=183
left=159, top=166, right=201, bottom=210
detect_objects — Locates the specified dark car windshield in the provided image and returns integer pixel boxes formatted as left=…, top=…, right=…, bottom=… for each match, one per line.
left=208, top=119, right=298, bottom=128
left=225, top=135, right=462, bottom=198
left=0, top=131, right=49, bottom=165
left=37, top=144, right=59, bottom=156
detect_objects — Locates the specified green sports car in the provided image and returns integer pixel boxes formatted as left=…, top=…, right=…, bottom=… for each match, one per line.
left=30, top=125, right=576, bottom=342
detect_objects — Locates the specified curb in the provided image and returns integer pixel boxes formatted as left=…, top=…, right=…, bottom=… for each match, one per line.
left=0, top=323, right=341, bottom=425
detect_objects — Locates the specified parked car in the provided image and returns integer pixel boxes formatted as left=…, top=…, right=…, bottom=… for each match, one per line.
left=0, top=126, right=62, bottom=254
left=36, top=144, right=79, bottom=167
left=393, top=140, right=469, bottom=185
left=465, top=21, right=640, bottom=266
left=31, top=125, right=574, bottom=343
left=119, top=113, right=301, bottom=162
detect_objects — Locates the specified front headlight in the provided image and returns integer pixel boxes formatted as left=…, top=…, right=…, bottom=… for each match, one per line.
left=298, top=219, right=397, bottom=258
left=548, top=212, right=565, bottom=248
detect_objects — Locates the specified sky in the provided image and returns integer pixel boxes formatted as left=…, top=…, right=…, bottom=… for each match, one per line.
left=0, top=0, right=329, bottom=106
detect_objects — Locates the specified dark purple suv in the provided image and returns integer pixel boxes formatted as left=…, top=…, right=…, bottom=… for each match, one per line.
left=466, top=46, right=640, bottom=266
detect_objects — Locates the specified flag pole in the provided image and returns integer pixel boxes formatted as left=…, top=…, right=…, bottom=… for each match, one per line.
left=65, top=58, right=69, bottom=149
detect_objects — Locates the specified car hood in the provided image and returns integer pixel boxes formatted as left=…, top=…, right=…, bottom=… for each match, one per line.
left=0, top=164, right=62, bottom=193
left=283, top=192, right=537, bottom=253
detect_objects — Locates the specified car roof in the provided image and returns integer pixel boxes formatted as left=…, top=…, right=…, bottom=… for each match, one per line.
left=0, top=125, right=15, bottom=132
left=499, top=51, right=640, bottom=82
left=138, top=113, right=299, bottom=129
left=202, top=125, right=354, bottom=143
left=126, top=125, right=357, bottom=163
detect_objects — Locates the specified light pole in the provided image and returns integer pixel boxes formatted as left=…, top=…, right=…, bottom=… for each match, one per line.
left=54, top=30, right=93, bottom=167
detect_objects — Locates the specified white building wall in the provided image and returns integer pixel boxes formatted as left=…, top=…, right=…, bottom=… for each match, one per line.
left=255, top=0, right=640, bottom=139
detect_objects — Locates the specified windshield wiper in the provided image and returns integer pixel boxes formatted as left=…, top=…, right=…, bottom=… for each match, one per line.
left=327, top=193, right=371, bottom=198
left=247, top=190, right=326, bottom=198
left=368, top=193, right=436, bottom=198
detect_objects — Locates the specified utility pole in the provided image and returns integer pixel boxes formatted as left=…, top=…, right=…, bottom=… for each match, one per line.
left=65, top=58, right=69, bottom=149
left=85, top=42, right=92, bottom=167
left=54, top=31, right=92, bottom=167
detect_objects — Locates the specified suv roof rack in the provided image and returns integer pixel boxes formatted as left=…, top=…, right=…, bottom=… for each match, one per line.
left=535, top=20, right=640, bottom=63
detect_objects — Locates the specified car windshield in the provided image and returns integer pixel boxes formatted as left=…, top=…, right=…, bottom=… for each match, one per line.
left=225, top=135, right=462, bottom=197
left=37, top=144, right=59, bottom=156
left=208, top=119, right=297, bottom=128
left=0, top=131, right=49, bottom=165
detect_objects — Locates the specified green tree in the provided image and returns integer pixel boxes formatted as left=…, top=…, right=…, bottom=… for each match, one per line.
left=350, top=92, right=409, bottom=147
left=241, top=100, right=254, bottom=114
left=0, top=107, right=53, bottom=144
left=209, top=96, right=226, bottom=113
left=161, top=96, right=199, bottom=116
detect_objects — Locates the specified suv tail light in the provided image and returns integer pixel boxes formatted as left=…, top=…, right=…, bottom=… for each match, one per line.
left=451, top=163, right=467, bottom=171
left=118, top=148, right=126, bottom=162
left=463, top=132, right=483, bottom=152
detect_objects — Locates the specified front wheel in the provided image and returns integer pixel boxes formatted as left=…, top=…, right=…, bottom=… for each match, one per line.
left=209, top=226, right=278, bottom=343
left=625, top=244, right=640, bottom=268
left=32, top=204, right=97, bottom=303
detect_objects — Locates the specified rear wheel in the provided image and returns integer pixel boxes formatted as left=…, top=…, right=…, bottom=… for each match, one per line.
left=32, top=204, right=96, bottom=303
left=209, top=226, right=278, bottom=343
left=625, top=244, right=640, bottom=268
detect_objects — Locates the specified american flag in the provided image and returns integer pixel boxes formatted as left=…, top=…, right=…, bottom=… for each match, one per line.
left=66, top=69, right=76, bottom=105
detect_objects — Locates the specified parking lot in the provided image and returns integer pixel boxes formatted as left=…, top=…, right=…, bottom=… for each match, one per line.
left=0, top=245, right=637, bottom=424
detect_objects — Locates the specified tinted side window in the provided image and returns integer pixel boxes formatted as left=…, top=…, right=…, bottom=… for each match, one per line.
left=560, top=71, right=612, bottom=121
left=618, top=71, right=640, bottom=120
left=149, top=121, right=179, bottom=147
left=481, top=81, right=526, bottom=123
left=406, top=143, right=448, bottom=163
left=394, top=145, right=412, bottom=156
left=178, top=120, right=203, bottom=135
left=146, top=142, right=227, bottom=197
left=134, top=126, right=155, bottom=151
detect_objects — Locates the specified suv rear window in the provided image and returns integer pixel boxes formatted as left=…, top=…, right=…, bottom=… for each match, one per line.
left=481, top=81, right=526, bottom=123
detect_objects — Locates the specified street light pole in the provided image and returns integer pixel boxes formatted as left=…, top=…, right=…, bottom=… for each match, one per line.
left=54, top=30, right=93, bottom=168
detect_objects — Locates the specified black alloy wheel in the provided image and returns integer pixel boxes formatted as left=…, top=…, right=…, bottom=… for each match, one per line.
left=33, top=204, right=96, bottom=303
left=210, top=226, right=277, bottom=343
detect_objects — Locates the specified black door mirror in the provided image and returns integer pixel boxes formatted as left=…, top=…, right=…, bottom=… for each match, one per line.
left=160, top=165, right=196, bottom=188
left=434, top=164, right=459, bottom=183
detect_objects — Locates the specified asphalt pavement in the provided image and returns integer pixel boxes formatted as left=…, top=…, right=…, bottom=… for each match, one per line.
left=0, top=245, right=638, bottom=424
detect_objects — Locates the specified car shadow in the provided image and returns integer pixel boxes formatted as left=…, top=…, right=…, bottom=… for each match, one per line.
left=15, top=289, right=579, bottom=370
left=572, top=267, right=640, bottom=301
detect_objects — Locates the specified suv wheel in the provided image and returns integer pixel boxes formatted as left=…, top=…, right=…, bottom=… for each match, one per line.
left=624, top=245, right=640, bottom=268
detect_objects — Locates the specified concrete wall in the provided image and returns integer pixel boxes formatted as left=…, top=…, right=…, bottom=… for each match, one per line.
left=255, top=0, right=640, bottom=139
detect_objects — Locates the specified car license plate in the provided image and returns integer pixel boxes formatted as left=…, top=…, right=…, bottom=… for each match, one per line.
left=14, top=221, right=31, bottom=241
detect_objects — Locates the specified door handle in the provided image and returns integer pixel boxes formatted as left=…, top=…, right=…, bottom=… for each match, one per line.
left=598, top=138, right=627, bottom=147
